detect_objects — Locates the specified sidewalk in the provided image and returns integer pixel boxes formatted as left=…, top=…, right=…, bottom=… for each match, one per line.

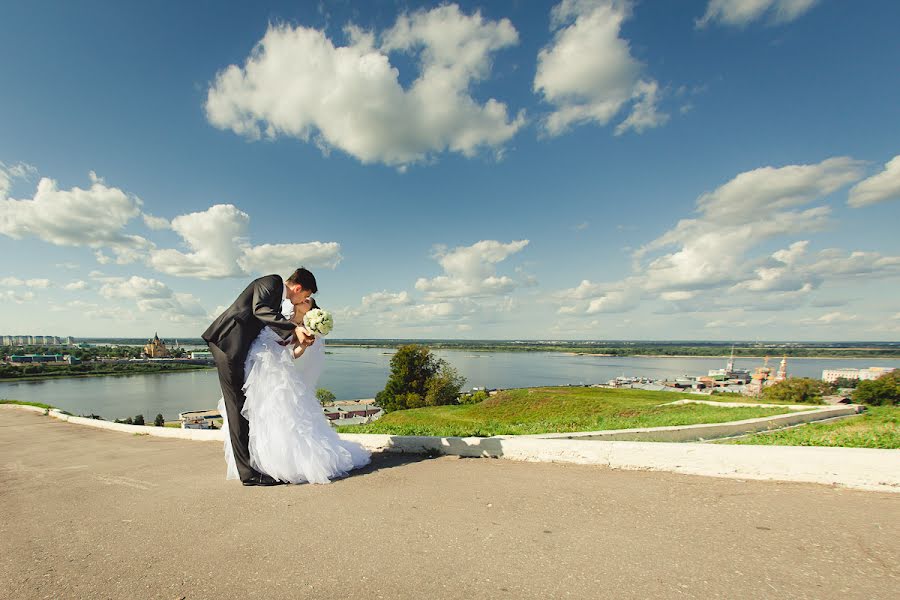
left=2, top=407, right=898, bottom=599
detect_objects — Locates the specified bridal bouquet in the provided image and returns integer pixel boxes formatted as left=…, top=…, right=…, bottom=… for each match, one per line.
left=303, top=308, right=333, bottom=336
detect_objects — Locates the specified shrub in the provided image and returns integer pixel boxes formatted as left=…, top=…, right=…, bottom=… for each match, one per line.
left=459, top=390, right=490, bottom=405
left=154, top=413, right=165, bottom=427
left=133, top=414, right=145, bottom=426
left=762, top=377, right=830, bottom=404
left=853, top=371, right=900, bottom=406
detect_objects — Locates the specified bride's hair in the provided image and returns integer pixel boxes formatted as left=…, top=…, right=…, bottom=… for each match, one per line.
left=291, top=297, right=320, bottom=325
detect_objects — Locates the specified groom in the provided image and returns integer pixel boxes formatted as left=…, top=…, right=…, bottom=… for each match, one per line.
left=203, top=268, right=317, bottom=486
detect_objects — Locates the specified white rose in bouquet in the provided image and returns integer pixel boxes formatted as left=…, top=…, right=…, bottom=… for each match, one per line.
left=303, top=308, right=333, bottom=336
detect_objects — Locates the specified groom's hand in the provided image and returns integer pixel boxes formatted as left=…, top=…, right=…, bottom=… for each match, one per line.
left=277, top=332, right=297, bottom=347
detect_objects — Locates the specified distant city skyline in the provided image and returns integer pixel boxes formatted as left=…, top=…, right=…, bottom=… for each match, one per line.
left=1, top=1, right=898, bottom=340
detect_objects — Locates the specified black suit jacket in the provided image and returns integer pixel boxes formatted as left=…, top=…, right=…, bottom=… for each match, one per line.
left=202, top=274, right=296, bottom=362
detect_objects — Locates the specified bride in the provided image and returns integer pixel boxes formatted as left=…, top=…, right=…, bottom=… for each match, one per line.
left=218, top=296, right=370, bottom=484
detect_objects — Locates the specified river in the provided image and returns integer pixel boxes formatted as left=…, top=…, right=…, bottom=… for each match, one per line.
left=0, top=347, right=896, bottom=420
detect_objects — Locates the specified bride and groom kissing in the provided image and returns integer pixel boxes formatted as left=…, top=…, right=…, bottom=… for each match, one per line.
left=202, top=268, right=370, bottom=487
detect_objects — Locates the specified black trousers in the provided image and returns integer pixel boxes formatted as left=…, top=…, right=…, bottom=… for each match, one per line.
left=208, top=342, right=256, bottom=482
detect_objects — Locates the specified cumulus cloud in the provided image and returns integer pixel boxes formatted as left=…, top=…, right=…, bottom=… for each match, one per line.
left=205, top=4, right=524, bottom=167
left=0, top=171, right=152, bottom=258
left=348, top=240, right=530, bottom=332
left=0, top=277, right=51, bottom=288
left=239, top=242, right=342, bottom=276
left=534, top=0, right=668, bottom=136
left=0, top=290, right=36, bottom=304
left=800, top=311, right=858, bottom=325
left=696, top=0, right=819, bottom=28
left=142, top=213, right=171, bottom=230
left=0, top=161, right=37, bottom=197
left=557, top=157, right=875, bottom=318
left=636, top=157, right=864, bottom=292
left=99, top=276, right=207, bottom=319
left=361, top=290, right=414, bottom=310
left=848, top=155, right=900, bottom=208
left=148, top=204, right=342, bottom=279
left=64, top=280, right=88, bottom=291
left=415, top=239, right=529, bottom=299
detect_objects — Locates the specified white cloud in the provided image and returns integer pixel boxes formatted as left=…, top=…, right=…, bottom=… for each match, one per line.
left=361, top=290, right=413, bottom=310
left=415, top=239, right=529, bottom=299
left=534, top=0, right=668, bottom=136
left=614, top=79, right=668, bottom=136
left=696, top=0, right=819, bottom=28
left=148, top=204, right=342, bottom=279
left=848, top=155, right=900, bottom=208
left=0, top=277, right=50, bottom=288
left=801, top=311, right=858, bottom=325
left=100, top=276, right=174, bottom=301
left=556, top=157, right=877, bottom=318
left=691, top=157, right=864, bottom=222
left=98, top=276, right=207, bottom=320
left=149, top=204, right=248, bottom=278
left=142, top=213, right=171, bottom=230
left=0, top=171, right=151, bottom=255
left=636, top=157, right=864, bottom=292
left=205, top=5, right=524, bottom=167
left=0, top=162, right=37, bottom=197
left=238, top=242, right=342, bottom=275
left=64, top=280, right=88, bottom=291
left=0, top=290, right=36, bottom=304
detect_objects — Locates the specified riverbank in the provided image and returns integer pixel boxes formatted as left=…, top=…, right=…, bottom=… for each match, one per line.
left=326, top=341, right=900, bottom=359
left=0, top=363, right=214, bottom=383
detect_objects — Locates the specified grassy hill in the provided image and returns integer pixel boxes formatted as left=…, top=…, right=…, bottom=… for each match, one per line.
left=337, top=386, right=794, bottom=437
left=721, top=406, right=899, bottom=449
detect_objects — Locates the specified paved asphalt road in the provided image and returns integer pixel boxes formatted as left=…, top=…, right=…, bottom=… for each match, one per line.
left=1, top=406, right=898, bottom=600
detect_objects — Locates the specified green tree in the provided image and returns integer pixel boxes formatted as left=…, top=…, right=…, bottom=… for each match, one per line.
left=375, top=345, right=465, bottom=412
left=154, top=413, right=165, bottom=427
left=853, top=371, right=900, bottom=406
left=123, top=416, right=133, bottom=425
left=133, top=414, right=145, bottom=426
left=316, top=388, right=337, bottom=405
left=425, top=364, right=466, bottom=406
left=762, top=377, right=831, bottom=404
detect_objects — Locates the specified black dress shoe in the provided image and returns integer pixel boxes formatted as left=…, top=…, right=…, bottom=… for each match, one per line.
left=242, top=473, right=282, bottom=487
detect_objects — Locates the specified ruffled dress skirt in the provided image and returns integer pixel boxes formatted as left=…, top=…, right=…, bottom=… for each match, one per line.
left=219, top=328, right=370, bottom=484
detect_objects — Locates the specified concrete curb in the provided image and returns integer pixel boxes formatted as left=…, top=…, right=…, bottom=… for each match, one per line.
left=339, top=433, right=900, bottom=493
left=5, top=403, right=898, bottom=493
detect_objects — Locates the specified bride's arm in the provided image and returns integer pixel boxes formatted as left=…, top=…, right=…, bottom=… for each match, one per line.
left=291, top=324, right=314, bottom=359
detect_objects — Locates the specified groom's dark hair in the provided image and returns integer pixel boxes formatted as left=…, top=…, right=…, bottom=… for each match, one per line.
left=286, top=267, right=318, bottom=293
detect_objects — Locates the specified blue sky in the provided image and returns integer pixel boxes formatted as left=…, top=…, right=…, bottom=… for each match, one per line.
left=1, top=0, right=898, bottom=340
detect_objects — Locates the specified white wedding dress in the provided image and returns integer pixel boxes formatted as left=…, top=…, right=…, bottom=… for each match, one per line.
left=218, top=304, right=370, bottom=484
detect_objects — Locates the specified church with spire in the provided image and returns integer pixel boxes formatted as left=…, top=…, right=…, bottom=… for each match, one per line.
left=143, top=332, right=169, bottom=358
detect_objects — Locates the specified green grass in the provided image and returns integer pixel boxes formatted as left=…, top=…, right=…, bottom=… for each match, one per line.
left=0, top=399, right=55, bottom=410
left=337, top=387, right=796, bottom=437
left=720, top=406, right=900, bottom=449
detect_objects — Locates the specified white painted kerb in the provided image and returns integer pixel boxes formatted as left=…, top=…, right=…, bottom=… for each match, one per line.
left=7, top=404, right=898, bottom=493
